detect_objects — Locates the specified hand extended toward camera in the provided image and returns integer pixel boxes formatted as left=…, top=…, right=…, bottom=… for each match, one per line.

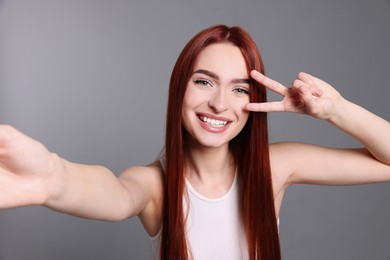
left=0, top=125, right=58, bottom=208
left=0, top=125, right=157, bottom=222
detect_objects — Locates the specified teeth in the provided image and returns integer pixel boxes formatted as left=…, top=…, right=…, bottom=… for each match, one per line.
left=200, top=116, right=228, bottom=127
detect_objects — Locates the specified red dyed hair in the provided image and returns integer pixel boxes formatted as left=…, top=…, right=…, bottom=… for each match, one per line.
left=162, top=25, right=281, bottom=260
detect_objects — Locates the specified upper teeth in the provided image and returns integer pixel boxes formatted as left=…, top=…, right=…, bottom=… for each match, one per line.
left=200, top=116, right=228, bottom=127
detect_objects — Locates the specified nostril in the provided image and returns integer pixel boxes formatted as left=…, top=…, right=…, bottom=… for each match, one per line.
left=208, top=94, right=228, bottom=113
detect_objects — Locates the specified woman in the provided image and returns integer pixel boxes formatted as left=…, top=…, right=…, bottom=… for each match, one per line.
left=0, top=25, right=389, bottom=260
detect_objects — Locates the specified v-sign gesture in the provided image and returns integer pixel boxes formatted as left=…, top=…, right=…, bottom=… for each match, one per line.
left=246, top=70, right=343, bottom=120
left=246, top=70, right=390, bottom=166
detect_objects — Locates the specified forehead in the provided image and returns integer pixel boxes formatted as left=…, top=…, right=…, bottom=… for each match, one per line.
left=193, top=43, right=248, bottom=78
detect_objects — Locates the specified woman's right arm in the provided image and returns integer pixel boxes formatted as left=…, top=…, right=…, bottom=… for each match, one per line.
left=0, top=125, right=156, bottom=222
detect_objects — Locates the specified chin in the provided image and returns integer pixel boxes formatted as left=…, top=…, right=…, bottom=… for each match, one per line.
left=194, top=135, right=231, bottom=149
left=183, top=128, right=235, bottom=149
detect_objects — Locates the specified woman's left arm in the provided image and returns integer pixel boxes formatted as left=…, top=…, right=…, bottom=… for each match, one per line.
left=247, top=70, right=390, bottom=184
left=327, top=94, right=390, bottom=164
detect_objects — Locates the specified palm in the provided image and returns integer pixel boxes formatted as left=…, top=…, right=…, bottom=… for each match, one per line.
left=281, top=85, right=335, bottom=118
left=0, top=126, right=54, bottom=208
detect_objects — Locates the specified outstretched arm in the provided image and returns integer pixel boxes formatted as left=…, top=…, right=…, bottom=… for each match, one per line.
left=0, top=125, right=157, bottom=221
left=247, top=71, right=390, bottom=184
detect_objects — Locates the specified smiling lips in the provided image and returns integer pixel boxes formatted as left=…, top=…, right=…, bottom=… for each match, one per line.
left=197, top=114, right=231, bottom=133
left=199, top=115, right=228, bottom=126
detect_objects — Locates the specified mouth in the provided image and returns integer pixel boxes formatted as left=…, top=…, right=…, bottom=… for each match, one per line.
left=198, top=114, right=230, bottom=128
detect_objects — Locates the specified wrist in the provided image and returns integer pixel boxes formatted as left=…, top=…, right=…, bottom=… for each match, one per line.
left=43, top=153, right=68, bottom=207
left=326, top=96, right=350, bottom=125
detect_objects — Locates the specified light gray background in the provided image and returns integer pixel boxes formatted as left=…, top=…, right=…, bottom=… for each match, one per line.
left=0, top=0, right=389, bottom=259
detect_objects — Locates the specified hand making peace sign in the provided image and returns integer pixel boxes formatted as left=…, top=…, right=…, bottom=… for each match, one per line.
left=246, top=70, right=343, bottom=120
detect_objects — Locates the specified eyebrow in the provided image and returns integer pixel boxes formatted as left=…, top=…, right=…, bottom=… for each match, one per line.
left=192, top=69, right=250, bottom=84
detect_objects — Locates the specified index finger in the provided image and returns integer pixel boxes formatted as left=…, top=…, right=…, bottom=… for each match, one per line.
left=250, top=70, right=287, bottom=96
left=246, top=101, right=286, bottom=112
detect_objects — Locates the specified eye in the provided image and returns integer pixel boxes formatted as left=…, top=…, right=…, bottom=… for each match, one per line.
left=193, top=79, right=212, bottom=87
left=233, top=87, right=249, bottom=95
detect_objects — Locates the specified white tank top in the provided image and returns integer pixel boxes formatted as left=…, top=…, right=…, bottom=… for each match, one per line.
left=149, top=172, right=249, bottom=260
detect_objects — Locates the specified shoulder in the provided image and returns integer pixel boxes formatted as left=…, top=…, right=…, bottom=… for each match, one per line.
left=120, top=161, right=164, bottom=179
left=119, top=161, right=164, bottom=200
left=269, top=142, right=316, bottom=185
left=268, top=142, right=303, bottom=215
left=268, top=142, right=319, bottom=213
left=119, top=162, right=164, bottom=236
left=269, top=141, right=318, bottom=164
left=269, top=142, right=301, bottom=168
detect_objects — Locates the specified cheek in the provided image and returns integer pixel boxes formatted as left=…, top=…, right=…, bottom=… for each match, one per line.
left=182, top=84, right=195, bottom=107
left=181, top=93, right=193, bottom=121
left=182, top=87, right=209, bottom=114
left=235, top=99, right=250, bottom=118
left=241, top=111, right=250, bottom=125
left=235, top=103, right=250, bottom=129
left=181, top=92, right=196, bottom=130
left=181, top=85, right=193, bottom=114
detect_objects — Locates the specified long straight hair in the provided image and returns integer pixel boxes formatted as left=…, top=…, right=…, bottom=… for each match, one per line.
left=162, top=25, right=281, bottom=260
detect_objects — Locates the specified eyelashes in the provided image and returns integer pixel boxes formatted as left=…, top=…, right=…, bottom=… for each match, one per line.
left=233, top=87, right=249, bottom=95
left=193, top=79, right=212, bottom=87
left=192, top=79, right=249, bottom=95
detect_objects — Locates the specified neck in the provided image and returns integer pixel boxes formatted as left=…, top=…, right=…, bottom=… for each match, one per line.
left=185, top=139, right=235, bottom=184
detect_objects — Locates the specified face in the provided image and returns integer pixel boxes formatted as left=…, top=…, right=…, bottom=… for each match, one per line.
left=182, top=43, right=251, bottom=148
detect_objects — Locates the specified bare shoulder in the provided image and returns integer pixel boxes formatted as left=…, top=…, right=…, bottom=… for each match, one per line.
left=269, top=142, right=319, bottom=166
left=269, top=142, right=313, bottom=187
left=119, top=161, right=164, bottom=181
left=269, top=142, right=301, bottom=170
left=269, top=142, right=304, bottom=215
left=269, top=143, right=293, bottom=189
left=119, top=161, right=164, bottom=201
left=269, top=142, right=323, bottom=215
left=119, top=162, right=164, bottom=236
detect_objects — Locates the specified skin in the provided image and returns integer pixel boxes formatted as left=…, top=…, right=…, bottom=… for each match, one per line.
left=181, top=43, right=250, bottom=199
left=248, top=70, right=390, bottom=215
left=0, top=43, right=389, bottom=240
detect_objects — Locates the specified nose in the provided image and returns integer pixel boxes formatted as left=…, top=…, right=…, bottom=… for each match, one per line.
left=208, top=89, right=228, bottom=113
